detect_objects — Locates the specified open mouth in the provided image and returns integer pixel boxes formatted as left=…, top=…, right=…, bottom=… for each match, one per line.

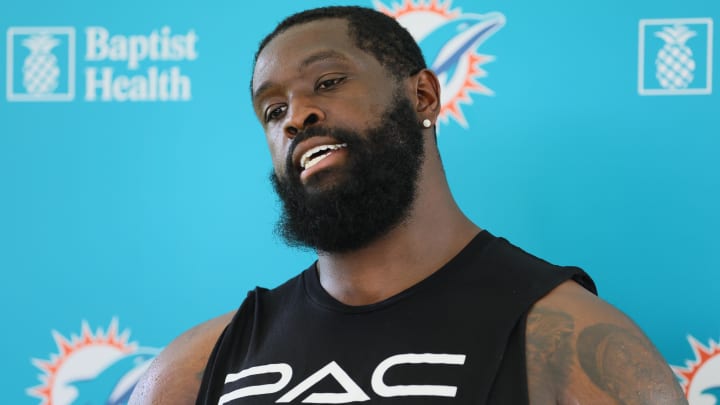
left=300, top=143, right=347, bottom=171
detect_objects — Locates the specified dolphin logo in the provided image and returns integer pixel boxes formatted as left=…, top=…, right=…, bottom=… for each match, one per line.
left=420, top=12, right=505, bottom=82
left=68, top=351, right=155, bottom=405
left=374, top=0, right=506, bottom=127
left=702, top=385, right=720, bottom=404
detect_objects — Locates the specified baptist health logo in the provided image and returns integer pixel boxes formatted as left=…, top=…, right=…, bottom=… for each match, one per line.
left=7, top=25, right=198, bottom=102
left=638, top=18, right=713, bottom=95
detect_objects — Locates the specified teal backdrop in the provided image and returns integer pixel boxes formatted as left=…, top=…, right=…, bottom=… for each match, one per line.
left=1, top=0, right=718, bottom=404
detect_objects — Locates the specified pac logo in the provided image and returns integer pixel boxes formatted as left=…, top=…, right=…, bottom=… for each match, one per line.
left=638, top=18, right=713, bottom=96
left=6, top=27, right=76, bottom=102
left=373, top=0, right=505, bottom=128
left=672, top=336, right=720, bottom=404
left=27, top=319, right=160, bottom=405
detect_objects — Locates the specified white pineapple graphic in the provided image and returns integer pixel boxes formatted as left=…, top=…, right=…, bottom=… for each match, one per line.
left=21, top=34, right=61, bottom=95
left=654, top=24, right=697, bottom=90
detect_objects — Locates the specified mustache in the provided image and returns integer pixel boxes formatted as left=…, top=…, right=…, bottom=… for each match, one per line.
left=285, top=125, right=361, bottom=175
left=288, top=126, right=328, bottom=159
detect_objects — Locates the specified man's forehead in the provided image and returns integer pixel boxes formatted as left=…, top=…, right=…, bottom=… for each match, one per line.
left=264, top=18, right=351, bottom=51
left=252, top=19, right=358, bottom=93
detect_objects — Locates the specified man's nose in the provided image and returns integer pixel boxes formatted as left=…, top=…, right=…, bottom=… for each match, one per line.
left=284, top=96, right=324, bottom=138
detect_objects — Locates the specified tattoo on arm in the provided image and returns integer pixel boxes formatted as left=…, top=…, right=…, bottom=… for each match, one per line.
left=577, top=323, right=687, bottom=405
left=526, top=308, right=575, bottom=399
left=196, top=368, right=205, bottom=382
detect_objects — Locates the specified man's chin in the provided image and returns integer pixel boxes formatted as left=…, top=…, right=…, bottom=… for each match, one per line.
left=301, top=167, right=352, bottom=195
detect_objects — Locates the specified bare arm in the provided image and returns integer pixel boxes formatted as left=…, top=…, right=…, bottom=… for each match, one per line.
left=526, top=281, right=687, bottom=405
left=128, top=311, right=235, bottom=405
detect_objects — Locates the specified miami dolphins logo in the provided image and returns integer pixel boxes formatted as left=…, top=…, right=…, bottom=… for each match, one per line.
left=374, top=0, right=506, bottom=128
left=672, top=336, right=720, bottom=404
left=27, top=319, right=160, bottom=405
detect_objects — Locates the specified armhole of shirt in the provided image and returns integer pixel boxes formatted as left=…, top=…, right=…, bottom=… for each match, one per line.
left=485, top=266, right=596, bottom=405
left=195, top=324, right=230, bottom=405
left=195, top=290, right=258, bottom=405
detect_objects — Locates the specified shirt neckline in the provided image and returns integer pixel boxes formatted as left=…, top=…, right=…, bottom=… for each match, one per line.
left=302, top=230, right=494, bottom=314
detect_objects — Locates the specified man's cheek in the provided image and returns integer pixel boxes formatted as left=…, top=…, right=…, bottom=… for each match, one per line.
left=268, top=146, right=287, bottom=175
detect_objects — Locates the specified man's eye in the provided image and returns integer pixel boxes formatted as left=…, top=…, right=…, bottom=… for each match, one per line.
left=317, top=77, right=345, bottom=90
left=265, top=105, right=287, bottom=122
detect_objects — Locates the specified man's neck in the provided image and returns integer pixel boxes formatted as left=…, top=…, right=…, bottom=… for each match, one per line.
left=315, top=170, right=480, bottom=306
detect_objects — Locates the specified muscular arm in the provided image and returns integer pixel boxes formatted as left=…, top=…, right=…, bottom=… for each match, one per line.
left=128, top=311, right=235, bottom=405
left=526, top=281, right=687, bottom=405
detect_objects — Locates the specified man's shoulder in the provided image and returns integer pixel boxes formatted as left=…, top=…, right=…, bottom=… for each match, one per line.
left=525, top=281, right=687, bottom=404
left=128, top=311, right=236, bottom=405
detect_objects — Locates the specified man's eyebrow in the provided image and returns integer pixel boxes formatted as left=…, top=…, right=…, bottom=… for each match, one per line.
left=298, top=49, right=350, bottom=70
left=253, top=50, right=350, bottom=102
left=253, top=81, right=275, bottom=103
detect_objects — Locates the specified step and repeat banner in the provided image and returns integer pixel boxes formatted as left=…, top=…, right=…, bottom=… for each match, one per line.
left=1, top=0, right=717, bottom=404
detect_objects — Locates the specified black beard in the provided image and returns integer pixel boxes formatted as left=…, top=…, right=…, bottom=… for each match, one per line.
left=270, top=93, right=425, bottom=253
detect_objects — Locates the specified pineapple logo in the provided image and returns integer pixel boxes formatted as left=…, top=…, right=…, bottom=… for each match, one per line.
left=6, top=27, right=75, bottom=101
left=638, top=18, right=713, bottom=96
left=654, top=25, right=698, bottom=90
left=22, top=34, right=62, bottom=95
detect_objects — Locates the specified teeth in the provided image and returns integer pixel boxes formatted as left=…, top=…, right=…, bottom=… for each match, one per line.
left=300, top=143, right=347, bottom=170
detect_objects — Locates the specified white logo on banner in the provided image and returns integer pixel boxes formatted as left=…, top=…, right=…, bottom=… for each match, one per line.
left=672, top=336, right=720, bottom=405
left=27, top=318, right=160, bottom=405
left=638, top=18, right=713, bottom=96
left=83, top=26, right=198, bottom=102
left=6, top=25, right=198, bottom=102
left=6, top=27, right=75, bottom=101
left=374, top=0, right=505, bottom=128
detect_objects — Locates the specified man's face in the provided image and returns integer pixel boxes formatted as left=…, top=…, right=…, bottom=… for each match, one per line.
left=252, top=19, right=426, bottom=252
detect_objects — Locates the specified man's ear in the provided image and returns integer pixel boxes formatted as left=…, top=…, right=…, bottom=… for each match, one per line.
left=411, top=69, right=441, bottom=120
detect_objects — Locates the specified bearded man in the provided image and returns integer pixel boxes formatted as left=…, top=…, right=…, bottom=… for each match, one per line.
left=129, top=6, right=687, bottom=405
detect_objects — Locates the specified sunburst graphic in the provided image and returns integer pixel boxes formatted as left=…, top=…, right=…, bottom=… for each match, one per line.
left=27, top=318, right=140, bottom=405
left=671, top=335, right=720, bottom=403
left=374, top=0, right=459, bottom=18
left=373, top=0, right=506, bottom=128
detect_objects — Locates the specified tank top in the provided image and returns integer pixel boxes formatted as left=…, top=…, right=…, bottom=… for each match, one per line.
left=196, top=231, right=596, bottom=404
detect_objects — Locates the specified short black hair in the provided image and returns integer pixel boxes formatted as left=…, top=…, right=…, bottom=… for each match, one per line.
left=252, top=6, right=426, bottom=93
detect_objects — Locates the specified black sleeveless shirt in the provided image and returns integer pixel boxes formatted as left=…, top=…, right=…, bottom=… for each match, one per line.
left=196, top=231, right=596, bottom=404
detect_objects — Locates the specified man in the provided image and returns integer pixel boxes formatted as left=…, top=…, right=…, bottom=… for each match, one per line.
left=129, top=6, right=687, bottom=405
